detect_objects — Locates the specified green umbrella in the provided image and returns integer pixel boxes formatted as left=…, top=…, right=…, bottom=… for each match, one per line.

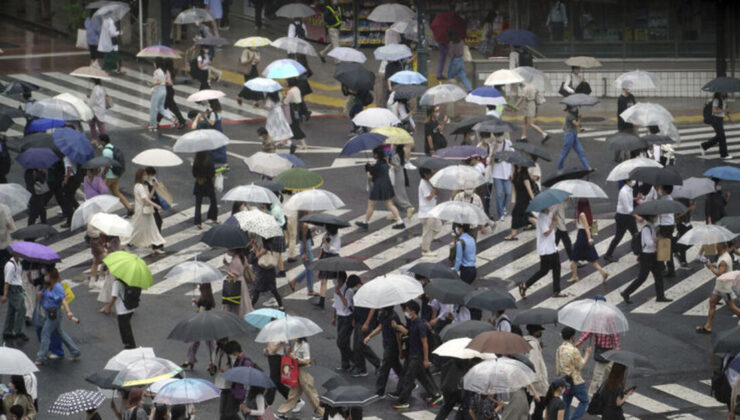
left=103, top=251, right=154, bottom=289
left=273, top=168, right=324, bottom=191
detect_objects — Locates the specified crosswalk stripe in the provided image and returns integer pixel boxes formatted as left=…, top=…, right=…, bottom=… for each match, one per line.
left=632, top=265, right=712, bottom=314
left=652, top=384, right=724, bottom=408
left=402, top=411, right=436, bottom=420
left=626, top=392, right=677, bottom=413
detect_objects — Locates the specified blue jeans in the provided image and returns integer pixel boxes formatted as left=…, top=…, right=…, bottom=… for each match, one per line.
left=149, top=85, right=174, bottom=126
left=447, top=57, right=472, bottom=92
left=2, top=286, right=25, bottom=336
left=36, top=314, right=81, bottom=363
left=436, top=43, right=448, bottom=78
left=494, top=178, right=512, bottom=220
left=557, top=131, right=590, bottom=170
left=293, top=239, right=314, bottom=292
left=564, top=383, right=589, bottom=420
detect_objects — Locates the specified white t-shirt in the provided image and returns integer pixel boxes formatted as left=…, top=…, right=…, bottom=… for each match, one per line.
left=284, top=86, right=302, bottom=104
left=536, top=212, right=557, bottom=255
left=321, top=234, right=341, bottom=254
left=112, top=280, right=135, bottom=315
left=418, top=179, right=436, bottom=219
left=491, top=139, right=513, bottom=180
left=616, top=184, right=633, bottom=215
left=64, top=156, right=76, bottom=176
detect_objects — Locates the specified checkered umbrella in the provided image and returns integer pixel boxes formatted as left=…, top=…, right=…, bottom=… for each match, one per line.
left=49, top=389, right=106, bottom=415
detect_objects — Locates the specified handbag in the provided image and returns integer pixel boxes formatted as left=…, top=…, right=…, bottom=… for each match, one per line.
left=590, top=219, right=599, bottom=237
left=280, top=355, right=299, bottom=387
left=535, top=91, right=546, bottom=105
left=221, top=276, right=242, bottom=305
left=432, top=131, right=448, bottom=150
left=258, top=251, right=278, bottom=269
left=46, top=307, right=59, bottom=320
left=586, top=384, right=605, bottom=415
left=76, top=29, right=87, bottom=49
left=657, top=237, right=671, bottom=262
left=214, top=173, right=224, bottom=193
left=142, top=204, right=154, bottom=214
left=105, top=93, right=114, bottom=109
left=575, top=81, right=592, bottom=95
left=558, top=81, right=571, bottom=97
left=593, top=345, right=609, bottom=363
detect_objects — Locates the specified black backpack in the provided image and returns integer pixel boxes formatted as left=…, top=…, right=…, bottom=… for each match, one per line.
left=107, top=144, right=126, bottom=177
left=118, top=280, right=141, bottom=310
left=587, top=385, right=605, bottom=415
left=358, top=90, right=374, bottom=107
left=518, top=49, right=534, bottom=67
left=630, top=224, right=651, bottom=255
left=703, top=101, right=714, bottom=124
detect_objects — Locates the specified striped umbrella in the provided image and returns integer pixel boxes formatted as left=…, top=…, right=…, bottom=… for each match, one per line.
left=137, top=45, right=181, bottom=58
left=49, top=389, right=106, bottom=415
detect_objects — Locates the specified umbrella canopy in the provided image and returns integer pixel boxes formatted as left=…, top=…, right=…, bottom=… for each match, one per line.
left=425, top=279, right=475, bottom=305
left=619, top=103, right=673, bottom=127
left=113, top=357, right=182, bottom=387
left=606, top=157, right=662, bottom=182
left=186, top=89, right=226, bottom=102
left=20, top=133, right=59, bottom=154
left=153, top=378, right=220, bottom=404
left=0, top=183, right=32, bottom=215
left=89, top=213, right=133, bottom=237
left=433, top=145, right=487, bottom=160
left=285, top=189, right=345, bottom=211
left=0, top=346, right=39, bottom=375
left=245, top=77, right=282, bottom=93
left=672, top=177, right=715, bottom=200
left=551, top=180, right=608, bottom=199
left=430, top=165, right=486, bottom=190
left=201, top=223, right=251, bottom=249
left=702, top=77, right=740, bottom=93
left=132, top=148, right=183, bottom=167
left=0, top=113, right=13, bottom=132
left=255, top=316, right=323, bottom=343
left=49, top=389, right=106, bottom=415
left=173, top=129, right=229, bottom=153
left=633, top=199, right=688, bottom=216
left=367, top=3, right=414, bottom=22
left=466, top=331, right=532, bottom=355
left=334, top=62, right=375, bottom=92
left=392, top=84, right=427, bottom=100
left=429, top=201, right=489, bottom=226
left=564, top=56, right=602, bottom=68
left=484, top=69, right=525, bottom=86
left=16, top=147, right=61, bottom=169
left=222, top=366, right=275, bottom=388
left=165, top=260, right=222, bottom=285
left=420, top=84, right=467, bottom=106
left=25, top=118, right=65, bottom=134
left=718, top=217, right=740, bottom=234
left=328, top=47, right=366, bottom=63
left=105, top=347, right=157, bottom=370
left=55, top=93, right=95, bottom=121
left=510, top=308, right=558, bottom=325
left=85, top=369, right=121, bottom=390
left=93, top=2, right=129, bottom=20
left=235, top=36, right=271, bottom=48
left=412, top=157, right=453, bottom=171
left=253, top=179, right=284, bottom=192
left=299, top=212, right=350, bottom=228
left=244, top=151, right=293, bottom=177
left=2, top=80, right=39, bottom=96
left=497, top=29, right=539, bottom=46
left=513, top=66, right=553, bottom=93
left=70, top=194, right=122, bottom=230
left=714, top=327, right=740, bottom=353
left=704, top=166, right=740, bottom=181
left=465, top=87, right=507, bottom=106
left=601, top=350, right=655, bottom=370
left=450, top=115, right=500, bottom=135
left=641, top=134, right=675, bottom=145
left=103, top=251, right=153, bottom=289
left=464, top=290, right=517, bottom=312
left=271, top=36, right=318, bottom=57
left=9, top=241, right=60, bottom=264
left=433, top=337, right=493, bottom=360
left=136, top=45, right=181, bottom=58
left=389, top=70, right=427, bottom=85
left=274, top=168, right=324, bottom=191
left=512, top=142, right=552, bottom=162
left=542, top=167, right=593, bottom=187
left=339, top=133, right=386, bottom=156
left=276, top=2, right=316, bottom=18
left=353, top=108, right=400, bottom=128
left=430, top=11, right=466, bottom=44
left=263, top=59, right=307, bottom=79
left=371, top=126, right=413, bottom=145
left=11, top=224, right=57, bottom=241
left=353, top=274, right=423, bottom=309
left=606, top=132, right=648, bottom=152
left=526, top=189, right=572, bottom=213
left=407, top=262, right=458, bottom=280
left=244, top=308, right=286, bottom=329
left=439, top=320, right=495, bottom=341
left=168, top=310, right=251, bottom=342
left=560, top=93, right=600, bottom=107
left=473, top=120, right=519, bottom=135
left=222, top=184, right=279, bottom=204
left=320, top=385, right=380, bottom=407
left=463, top=358, right=536, bottom=394
left=233, top=209, right=283, bottom=238
left=629, top=166, right=683, bottom=186
left=53, top=127, right=95, bottom=163
left=82, top=156, right=118, bottom=169
left=558, top=298, right=629, bottom=334
left=614, top=70, right=659, bottom=90
left=174, top=7, right=215, bottom=24
left=195, top=36, right=230, bottom=47
left=307, top=366, right=348, bottom=392
left=678, top=225, right=736, bottom=246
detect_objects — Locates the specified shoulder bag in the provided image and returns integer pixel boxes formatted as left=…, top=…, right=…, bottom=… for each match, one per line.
left=258, top=250, right=278, bottom=269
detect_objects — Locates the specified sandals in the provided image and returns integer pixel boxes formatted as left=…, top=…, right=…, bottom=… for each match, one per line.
left=567, top=277, right=579, bottom=283
left=504, top=235, right=518, bottom=241
left=518, top=284, right=527, bottom=299
left=602, top=272, right=610, bottom=282
left=695, top=326, right=712, bottom=335
left=552, top=293, right=568, bottom=298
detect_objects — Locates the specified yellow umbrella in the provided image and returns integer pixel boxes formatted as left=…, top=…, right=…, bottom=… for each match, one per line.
left=371, top=126, right=414, bottom=145
left=234, top=36, right=271, bottom=48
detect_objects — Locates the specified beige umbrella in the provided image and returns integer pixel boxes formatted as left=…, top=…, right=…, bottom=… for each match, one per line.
left=132, top=148, right=183, bottom=167
left=70, top=66, right=111, bottom=80
left=564, top=56, right=602, bottom=68
left=484, top=69, right=525, bottom=86
left=54, top=93, right=94, bottom=121
left=186, top=89, right=226, bottom=102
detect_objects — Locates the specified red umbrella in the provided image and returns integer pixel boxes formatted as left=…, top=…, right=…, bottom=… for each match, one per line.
left=430, top=12, right=466, bottom=45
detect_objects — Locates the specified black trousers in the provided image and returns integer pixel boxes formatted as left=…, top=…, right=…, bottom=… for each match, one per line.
left=524, top=253, right=561, bottom=294
left=459, top=266, right=476, bottom=284
left=527, top=393, right=546, bottom=420
left=265, top=354, right=290, bottom=404
left=253, top=0, right=263, bottom=28
left=250, top=282, right=283, bottom=308
left=674, top=223, right=691, bottom=264
left=623, top=252, right=665, bottom=299
left=159, top=85, right=185, bottom=124
left=555, top=229, right=573, bottom=260
left=220, top=0, right=230, bottom=27
left=435, top=389, right=463, bottom=420
left=49, top=181, right=73, bottom=221
left=194, top=191, right=218, bottom=225
left=27, top=192, right=51, bottom=225
left=336, top=315, right=353, bottom=370
left=605, top=213, right=638, bottom=258
left=117, top=312, right=136, bottom=349
left=62, top=176, right=82, bottom=222
left=396, top=355, right=440, bottom=403
left=658, top=225, right=675, bottom=274
left=702, top=117, right=729, bottom=157
left=352, top=322, right=380, bottom=372
left=375, top=349, right=402, bottom=396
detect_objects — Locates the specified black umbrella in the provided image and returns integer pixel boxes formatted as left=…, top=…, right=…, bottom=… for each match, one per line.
left=11, top=224, right=58, bottom=240
left=221, top=366, right=275, bottom=388
left=474, top=119, right=518, bottom=134
left=200, top=223, right=250, bottom=249
left=512, top=142, right=552, bottom=162
left=167, top=310, right=251, bottom=342
left=412, top=157, right=452, bottom=172
left=393, top=84, right=427, bottom=100
left=407, top=262, right=458, bottom=280
left=20, top=133, right=63, bottom=157
left=307, top=365, right=349, bottom=391
left=702, top=77, right=740, bottom=93
left=320, top=385, right=380, bottom=407
left=511, top=308, right=558, bottom=325
left=542, top=167, right=593, bottom=188
left=464, top=290, right=517, bottom=312
left=439, top=320, right=495, bottom=341
left=300, top=213, right=350, bottom=228
left=718, top=216, right=740, bottom=234
left=496, top=150, right=533, bottom=167
left=85, top=369, right=124, bottom=390
left=0, top=113, right=12, bottom=132
left=334, top=62, right=375, bottom=92
left=606, top=132, right=647, bottom=152
left=641, top=134, right=675, bottom=145
left=633, top=199, right=688, bottom=216
left=629, top=167, right=683, bottom=186
left=451, top=115, right=499, bottom=135
left=714, top=327, right=740, bottom=353
left=253, top=180, right=284, bottom=192
left=2, top=80, right=39, bottom=96
left=82, top=156, right=119, bottom=169
left=425, top=279, right=474, bottom=305
left=601, top=350, right=655, bottom=370
left=310, top=256, right=368, bottom=272
left=1, top=108, right=26, bottom=118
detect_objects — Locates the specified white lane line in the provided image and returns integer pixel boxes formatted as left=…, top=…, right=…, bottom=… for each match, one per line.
left=0, top=51, right=89, bottom=60
left=402, top=411, right=437, bottom=420
left=652, top=384, right=724, bottom=408
left=632, top=265, right=713, bottom=314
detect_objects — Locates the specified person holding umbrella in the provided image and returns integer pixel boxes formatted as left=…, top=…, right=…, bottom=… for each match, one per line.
left=284, top=78, right=308, bottom=153
left=97, top=13, right=121, bottom=73
left=2, top=376, right=36, bottom=418
left=568, top=199, right=609, bottom=283
left=364, top=306, right=403, bottom=398
left=696, top=241, right=734, bottom=334
left=604, top=179, right=639, bottom=263
left=2, top=253, right=26, bottom=341
left=446, top=29, right=472, bottom=92
left=355, top=147, right=406, bottom=231
left=557, top=106, right=592, bottom=171
left=87, top=78, right=107, bottom=143
left=180, top=283, right=216, bottom=371
left=24, top=168, right=52, bottom=226
left=700, top=92, right=733, bottom=160
left=147, top=59, right=178, bottom=132
left=240, top=386, right=270, bottom=419
left=620, top=214, right=672, bottom=304
left=519, top=206, right=564, bottom=299
left=289, top=211, right=316, bottom=295
left=390, top=144, right=415, bottom=221
left=100, top=134, right=133, bottom=216
left=192, top=151, right=219, bottom=229
left=84, top=13, right=102, bottom=68
left=221, top=248, right=255, bottom=316
left=313, top=224, right=341, bottom=310
left=504, top=165, right=536, bottom=241
left=488, top=132, right=513, bottom=221
left=159, top=59, right=188, bottom=129
left=35, top=267, right=81, bottom=366
left=601, top=363, right=636, bottom=419
left=122, top=169, right=165, bottom=253
left=237, top=46, right=262, bottom=108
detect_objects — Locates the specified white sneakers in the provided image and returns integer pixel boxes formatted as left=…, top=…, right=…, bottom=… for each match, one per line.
left=292, top=399, right=305, bottom=413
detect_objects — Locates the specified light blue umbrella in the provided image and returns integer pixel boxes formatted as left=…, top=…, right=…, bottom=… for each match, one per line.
left=704, top=166, right=740, bottom=182
left=262, top=59, right=307, bottom=79
left=244, top=308, right=286, bottom=329
left=244, top=77, right=282, bottom=93
left=152, top=378, right=220, bottom=404
left=525, top=188, right=572, bottom=213
left=388, top=70, right=427, bottom=85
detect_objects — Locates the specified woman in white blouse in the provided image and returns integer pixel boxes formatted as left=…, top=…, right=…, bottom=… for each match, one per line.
left=563, top=66, right=584, bottom=95
left=147, top=59, right=177, bottom=131
left=87, top=78, right=107, bottom=143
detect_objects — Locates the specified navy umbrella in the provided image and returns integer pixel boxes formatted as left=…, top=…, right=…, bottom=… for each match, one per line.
left=53, top=127, right=95, bottom=164
left=15, top=147, right=61, bottom=169
left=393, top=84, right=427, bottom=100
left=702, top=77, right=740, bottom=93
left=339, top=133, right=386, bottom=156
left=496, top=29, right=539, bottom=46
left=2, top=80, right=39, bottom=96
left=560, top=94, right=599, bottom=107
left=526, top=188, right=572, bottom=213
left=221, top=366, right=275, bottom=388
left=407, top=262, right=458, bottom=280
left=704, top=166, right=740, bottom=181
left=11, top=224, right=58, bottom=240
left=26, top=118, right=65, bottom=134
left=200, top=223, right=250, bottom=249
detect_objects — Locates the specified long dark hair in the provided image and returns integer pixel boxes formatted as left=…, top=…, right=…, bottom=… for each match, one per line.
left=163, top=58, right=176, bottom=75
left=576, top=199, right=593, bottom=227
left=604, top=363, right=627, bottom=392
left=542, top=381, right=565, bottom=408
left=395, top=144, right=406, bottom=165
left=199, top=283, right=215, bottom=308
left=247, top=386, right=265, bottom=401
left=232, top=248, right=248, bottom=266
left=10, top=376, right=29, bottom=397
left=192, top=151, right=212, bottom=177
left=713, top=92, right=724, bottom=107
left=152, top=405, right=168, bottom=420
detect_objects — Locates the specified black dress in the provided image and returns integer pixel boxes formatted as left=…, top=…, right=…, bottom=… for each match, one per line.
left=602, top=386, right=626, bottom=420
left=369, top=159, right=394, bottom=201
left=511, top=169, right=533, bottom=230
left=238, top=63, right=263, bottom=101
left=572, top=228, right=599, bottom=262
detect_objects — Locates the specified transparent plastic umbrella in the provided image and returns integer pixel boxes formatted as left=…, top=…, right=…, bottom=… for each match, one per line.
left=367, top=3, right=414, bottom=22
left=271, top=36, right=318, bottom=57
left=0, top=346, right=39, bottom=375
left=222, top=184, right=279, bottom=204
left=672, top=177, right=716, bottom=200
left=165, top=260, right=223, bottom=284
left=551, top=180, right=608, bottom=199
left=428, top=201, right=489, bottom=226
left=71, top=194, right=123, bottom=230
left=619, top=103, right=673, bottom=127
left=614, top=70, right=660, bottom=90
left=462, top=358, right=536, bottom=394
left=54, top=93, right=94, bottom=121
left=352, top=108, right=400, bottom=128
left=275, top=2, right=316, bottom=18
left=26, top=98, right=81, bottom=121
left=284, top=189, right=345, bottom=211
left=558, top=298, right=629, bottom=334
left=132, top=148, right=183, bottom=167
left=513, top=66, right=552, bottom=93
left=113, top=357, right=183, bottom=387
left=262, top=59, right=307, bottom=79
left=255, top=316, right=323, bottom=343
left=244, top=77, right=282, bottom=93
left=153, top=378, right=220, bottom=404
left=484, top=69, right=525, bottom=86
left=420, top=84, right=467, bottom=106
left=430, top=165, right=486, bottom=190
left=105, top=347, right=157, bottom=370
left=328, top=47, right=366, bottom=63
left=373, top=44, right=413, bottom=61
left=89, top=213, right=133, bottom=237
left=678, top=225, right=737, bottom=246
left=173, top=129, right=229, bottom=153
left=606, top=157, right=663, bottom=182
left=93, top=2, right=130, bottom=20
left=243, top=152, right=292, bottom=177
left=353, top=274, right=423, bottom=309
left=0, top=183, right=32, bottom=215
left=174, top=7, right=216, bottom=24
left=433, top=337, right=496, bottom=360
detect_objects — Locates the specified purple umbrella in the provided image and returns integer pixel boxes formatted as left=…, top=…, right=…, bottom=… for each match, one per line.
left=279, top=153, right=306, bottom=167
left=15, top=147, right=61, bottom=169
left=9, top=241, right=61, bottom=264
left=433, top=145, right=488, bottom=160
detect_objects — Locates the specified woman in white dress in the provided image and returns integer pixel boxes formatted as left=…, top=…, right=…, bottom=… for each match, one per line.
left=123, top=168, right=166, bottom=253
left=87, top=78, right=107, bottom=143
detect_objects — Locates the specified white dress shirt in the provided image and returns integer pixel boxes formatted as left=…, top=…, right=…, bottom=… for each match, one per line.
left=418, top=179, right=436, bottom=219
left=4, top=258, right=22, bottom=286
left=616, top=183, right=634, bottom=215
left=536, top=212, right=557, bottom=255
left=332, top=285, right=353, bottom=316
left=491, top=139, right=513, bottom=180
left=658, top=195, right=675, bottom=226
left=641, top=223, right=657, bottom=253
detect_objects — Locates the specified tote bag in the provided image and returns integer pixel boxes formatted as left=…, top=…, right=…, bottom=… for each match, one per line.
left=280, top=355, right=299, bottom=386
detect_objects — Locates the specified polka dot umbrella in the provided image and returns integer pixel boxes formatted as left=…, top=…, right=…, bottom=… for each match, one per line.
left=48, top=389, right=106, bottom=415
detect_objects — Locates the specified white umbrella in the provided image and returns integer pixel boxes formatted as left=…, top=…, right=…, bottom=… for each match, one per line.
left=564, top=56, right=602, bottom=68
left=373, top=44, right=413, bottom=62
left=243, top=152, right=293, bottom=177
left=174, top=8, right=216, bottom=24
left=614, top=70, right=659, bottom=90
left=71, top=194, right=123, bottom=230
left=619, top=103, right=673, bottom=127
left=165, top=260, right=223, bottom=284
left=93, top=2, right=130, bottom=20
left=419, top=84, right=467, bottom=106
left=430, top=165, right=486, bottom=190
left=70, top=66, right=111, bottom=80
left=244, top=77, right=282, bottom=93
left=367, top=3, right=415, bottom=22
left=484, top=69, right=525, bottom=86
left=672, top=177, right=716, bottom=200
left=285, top=189, right=345, bottom=211
left=462, top=358, right=535, bottom=394
left=148, top=378, right=179, bottom=394
left=186, top=89, right=226, bottom=102
left=271, top=37, right=318, bottom=57
left=432, top=338, right=496, bottom=360
left=328, top=47, right=366, bottom=63
left=105, top=347, right=157, bottom=370
left=26, top=98, right=81, bottom=121
left=0, top=183, right=32, bottom=215
left=55, top=93, right=94, bottom=121
left=558, top=298, right=629, bottom=335
left=173, top=129, right=229, bottom=153
left=275, top=3, right=316, bottom=18
left=153, top=378, right=220, bottom=404
left=353, top=274, right=423, bottom=308
left=222, top=184, right=279, bottom=204
left=255, top=316, right=323, bottom=343
left=89, top=212, right=133, bottom=237
left=678, top=225, right=737, bottom=246
left=132, top=148, right=183, bottom=167
left=352, top=108, right=400, bottom=128
left=0, top=346, right=39, bottom=375
left=606, top=157, right=663, bottom=182
left=551, top=180, right=608, bottom=199
left=513, top=66, right=552, bottom=93
left=233, top=209, right=283, bottom=238
left=429, top=201, right=489, bottom=226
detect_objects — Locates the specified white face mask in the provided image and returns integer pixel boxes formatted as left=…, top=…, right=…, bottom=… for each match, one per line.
left=404, top=312, right=412, bottom=319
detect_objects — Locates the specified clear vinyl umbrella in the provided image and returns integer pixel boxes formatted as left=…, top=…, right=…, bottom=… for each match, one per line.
left=606, top=157, right=663, bottom=182
left=71, top=194, right=123, bottom=230
left=373, top=44, right=413, bottom=61
left=462, top=358, right=536, bottom=394
left=89, top=213, right=133, bottom=237
left=174, top=8, right=216, bottom=24
left=54, top=93, right=94, bottom=121
left=93, top=2, right=130, bottom=20
left=26, top=98, right=81, bottom=121
left=222, top=184, right=279, bottom=204
left=353, top=274, right=423, bottom=308
left=614, top=70, right=660, bottom=90
left=271, top=37, right=318, bottom=57
left=328, top=47, right=366, bottom=63
left=173, top=129, right=229, bottom=153
left=113, top=357, right=183, bottom=387
left=262, top=59, right=307, bottom=79
left=153, top=378, right=220, bottom=404
left=352, top=108, right=400, bottom=128
left=678, top=225, right=737, bottom=246
left=513, top=66, right=553, bottom=93
left=275, top=2, right=316, bottom=18
left=105, top=347, right=157, bottom=371
left=484, top=69, right=525, bottom=86
left=165, top=260, right=223, bottom=284
left=285, top=189, right=345, bottom=211
left=244, top=77, right=282, bottom=93
left=551, top=180, right=608, bottom=199
left=367, top=3, right=415, bottom=22
left=558, top=297, right=629, bottom=335
left=0, top=183, right=32, bottom=215
left=420, top=84, right=467, bottom=106
left=255, top=316, right=323, bottom=343
left=430, top=165, right=486, bottom=190
left=428, top=201, right=489, bottom=226
left=619, top=103, right=673, bottom=127
left=243, top=152, right=293, bottom=177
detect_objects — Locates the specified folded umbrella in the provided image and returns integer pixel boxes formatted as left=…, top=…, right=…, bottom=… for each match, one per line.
left=512, top=142, right=552, bottom=162
left=466, top=331, right=532, bottom=355
left=235, top=36, right=271, bottom=48
left=464, top=290, right=517, bottom=312
left=497, top=29, right=539, bottom=46
left=510, top=308, right=558, bottom=325
left=557, top=297, right=629, bottom=335
left=243, top=151, right=293, bottom=177
left=173, top=129, right=229, bottom=153
left=328, top=47, right=366, bottom=63
left=560, top=93, right=599, bottom=107
left=49, top=389, right=106, bottom=415
left=551, top=180, right=608, bottom=199
left=367, top=3, right=414, bottom=22
left=244, top=308, right=286, bottom=329
left=0, top=346, right=39, bottom=375
left=16, top=147, right=60, bottom=169
left=425, top=279, right=475, bottom=305
left=285, top=189, right=345, bottom=211
left=11, top=224, right=57, bottom=241
left=439, top=320, right=495, bottom=341
left=629, top=166, right=683, bottom=186
left=195, top=36, right=230, bottom=47
left=606, top=157, right=662, bottom=182
left=201, top=223, right=251, bottom=249
left=136, top=45, right=182, bottom=59
left=274, top=168, right=324, bottom=191
left=702, top=77, right=740, bottom=93
left=165, top=260, right=223, bottom=285
left=513, top=66, right=553, bottom=93
left=255, top=316, right=323, bottom=343
left=103, top=251, right=153, bottom=289
left=526, top=188, right=572, bottom=213
left=174, top=7, right=215, bottom=24
left=352, top=108, right=400, bottom=128
left=0, top=183, right=32, bottom=215
left=704, top=166, right=740, bottom=182
left=412, top=157, right=452, bottom=171
left=222, top=184, right=279, bottom=204
left=153, top=378, right=220, bottom=404
left=429, top=201, right=489, bottom=226
left=82, top=156, right=118, bottom=169
left=373, top=44, right=413, bottom=62
left=53, top=127, right=95, bottom=163
left=221, top=366, right=275, bottom=388
left=132, top=148, right=183, bottom=167
left=433, top=337, right=493, bottom=360
left=718, top=217, right=740, bottom=234
left=339, top=133, right=386, bottom=156
left=263, top=59, right=307, bottom=79
left=276, top=2, right=316, bottom=18
left=186, top=89, right=226, bottom=102
left=433, top=145, right=487, bottom=160
left=678, top=225, right=737, bottom=246
left=113, top=357, right=182, bottom=387
left=430, top=165, right=486, bottom=190
left=94, top=2, right=130, bottom=20
left=353, top=274, right=423, bottom=309
left=371, top=126, right=413, bottom=145
left=245, top=77, right=282, bottom=93
left=484, top=69, right=525, bottom=86
left=407, top=262, right=458, bottom=280
left=606, top=132, right=647, bottom=152
left=299, top=212, right=350, bottom=228
left=633, top=199, right=687, bottom=216
left=641, top=134, right=675, bottom=145
left=564, top=56, right=602, bottom=68
left=451, top=115, right=499, bottom=135
left=392, top=84, right=428, bottom=100
left=271, top=36, right=318, bottom=57
left=70, top=194, right=122, bottom=230
left=9, top=241, right=60, bottom=264
left=473, top=119, right=519, bottom=134
left=168, top=310, right=251, bottom=342
left=465, top=87, right=506, bottom=106
left=89, top=213, right=133, bottom=237
left=233, top=209, right=283, bottom=238
left=55, top=93, right=95, bottom=121
left=601, top=350, right=655, bottom=370
left=420, top=84, right=467, bottom=106
left=389, top=70, right=427, bottom=85
left=614, top=70, right=660, bottom=90
left=320, top=385, right=380, bottom=407
left=672, top=177, right=715, bottom=200
left=495, top=150, right=533, bottom=167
